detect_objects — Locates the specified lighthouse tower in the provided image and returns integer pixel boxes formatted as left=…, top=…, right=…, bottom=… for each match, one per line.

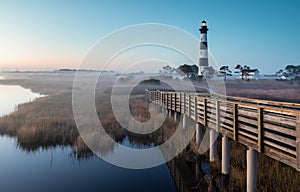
left=199, top=20, right=209, bottom=77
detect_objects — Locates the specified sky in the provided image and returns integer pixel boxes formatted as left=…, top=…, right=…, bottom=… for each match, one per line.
left=0, top=0, right=299, bottom=74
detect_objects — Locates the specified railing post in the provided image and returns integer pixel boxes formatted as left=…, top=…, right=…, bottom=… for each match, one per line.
left=167, top=92, right=169, bottom=109
left=159, top=91, right=163, bottom=107
left=182, top=93, right=188, bottom=129
left=162, top=92, right=164, bottom=108
left=145, top=89, right=148, bottom=101
left=188, top=94, right=192, bottom=118
left=233, top=104, right=238, bottom=141
left=179, top=93, right=182, bottom=113
left=174, top=93, right=177, bottom=112
left=195, top=96, right=203, bottom=144
left=296, top=114, right=300, bottom=171
left=162, top=93, right=164, bottom=107
left=183, top=93, right=186, bottom=115
left=170, top=93, right=172, bottom=111
left=216, top=100, right=220, bottom=132
left=203, top=98, right=207, bottom=127
left=166, top=93, right=168, bottom=109
left=194, top=96, right=198, bottom=121
left=257, top=107, right=264, bottom=153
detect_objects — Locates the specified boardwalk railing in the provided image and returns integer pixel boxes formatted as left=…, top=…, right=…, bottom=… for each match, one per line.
left=145, top=89, right=300, bottom=171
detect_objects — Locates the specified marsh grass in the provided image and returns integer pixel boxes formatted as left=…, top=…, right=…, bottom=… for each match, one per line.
left=0, top=91, right=78, bottom=151
left=0, top=74, right=299, bottom=191
left=193, top=135, right=300, bottom=191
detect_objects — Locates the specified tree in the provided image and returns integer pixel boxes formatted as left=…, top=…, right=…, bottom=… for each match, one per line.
left=202, top=66, right=215, bottom=79
left=161, top=65, right=175, bottom=74
left=219, top=65, right=232, bottom=80
left=177, top=64, right=198, bottom=79
left=235, top=64, right=250, bottom=80
left=285, top=65, right=300, bottom=77
left=276, top=65, right=300, bottom=79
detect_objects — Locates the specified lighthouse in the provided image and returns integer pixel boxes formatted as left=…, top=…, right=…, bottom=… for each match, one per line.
left=199, top=20, right=209, bottom=77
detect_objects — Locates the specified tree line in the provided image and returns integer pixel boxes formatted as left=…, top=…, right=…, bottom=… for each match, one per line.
left=160, top=64, right=259, bottom=80
left=159, top=64, right=300, bottom=81
left=275, top=65, right=300, bottom=80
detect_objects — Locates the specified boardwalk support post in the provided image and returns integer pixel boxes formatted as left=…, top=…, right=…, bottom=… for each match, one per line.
left=148, top=90, right=300, bottom=173
left=183, top=114, right=188, bottom=129
left=168, top=110, right=172, bottom=117
left=221, top=135, right=230, bottom=174
left=174, top=112, right=180, bottom=122
left=196, top=123, right=203, bottom=145
left=247, top=148, right=257, bottom=192
left=210, top=128, right=217, bottom=162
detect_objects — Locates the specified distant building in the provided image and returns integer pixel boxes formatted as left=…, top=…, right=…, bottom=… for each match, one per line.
left=239, top=69, right=259, bottom=79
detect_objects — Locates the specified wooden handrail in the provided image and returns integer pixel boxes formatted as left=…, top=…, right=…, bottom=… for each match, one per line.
left=145, top=89, right=300, bottom=171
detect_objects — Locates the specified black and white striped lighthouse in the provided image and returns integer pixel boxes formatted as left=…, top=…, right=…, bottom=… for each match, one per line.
left=199, top=20, right=209, bottom=76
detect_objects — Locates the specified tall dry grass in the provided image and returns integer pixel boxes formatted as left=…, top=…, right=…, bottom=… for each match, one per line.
left=190, top=134, right=300, bottom=191
left=0, top=75, right=299, bottom=191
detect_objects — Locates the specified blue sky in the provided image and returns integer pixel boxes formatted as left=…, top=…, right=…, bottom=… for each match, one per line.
left=0, top=0, right=299, bottom=74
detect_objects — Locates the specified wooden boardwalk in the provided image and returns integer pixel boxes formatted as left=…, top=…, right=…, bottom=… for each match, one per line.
left=145, top=89, right=300, bottom=171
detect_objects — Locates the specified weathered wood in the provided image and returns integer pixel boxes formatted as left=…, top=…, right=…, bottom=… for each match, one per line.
left=220, top=123, right=234, bottom=132
left=174, top=93, right=177, bottom=112
left=207, top=121, right=216, bottom=130
left=264, top=140, right=297, bottom=156
left=297, top=114, right=300, bottom=170
left=238, top=135, right=258, bottom=149
left=188, top=94, right=192, bottom=117
left=211, top=92, right=300, bottom=110
left=219, top=117, right=234, bottom=127
left=145, top=90, right=300, bottom=172
left=263, top=130, right=295, bottom=147
left=216, top=100, right=220, bottom=131
left=219, top=111, right=234, bottom=120
left=238, top=116, right=257, bottom=126
left=219, top=128, right=234, bottom=138
left=238, top=123, right=258, bottom=134
left=233, top=104, right=238, bottom=141
left=195, top=96, right=198, bottom=121
left=238, top=108, right=258, bottom=118
left=263, top=114, right=296, bottom=128
left=264, top=145, right=297, bottom=170
left=239, top=130, right=257, bottom=141
left=263, top=122, right=296, bottom=137
left=179, top=93, right=182, bottom=113
left=258, top=108, right=264, bottom=153
left=183, top=93, right=186, bottom=114
left=204, top=98, right=207, bottom=127
left=206, top=107, right=216, bottom=114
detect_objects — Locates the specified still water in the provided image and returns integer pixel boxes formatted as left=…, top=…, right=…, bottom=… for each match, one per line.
left=0, top=85, right=44, bottom=116
left=0, top=85, right=176, bottom=192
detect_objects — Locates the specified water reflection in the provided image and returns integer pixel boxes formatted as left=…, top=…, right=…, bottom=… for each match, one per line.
left=0, top=85, right=44, bottom=116
left=0, top=136, right=176, bottom=192
left=0, top=83, right=227, bottom=192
